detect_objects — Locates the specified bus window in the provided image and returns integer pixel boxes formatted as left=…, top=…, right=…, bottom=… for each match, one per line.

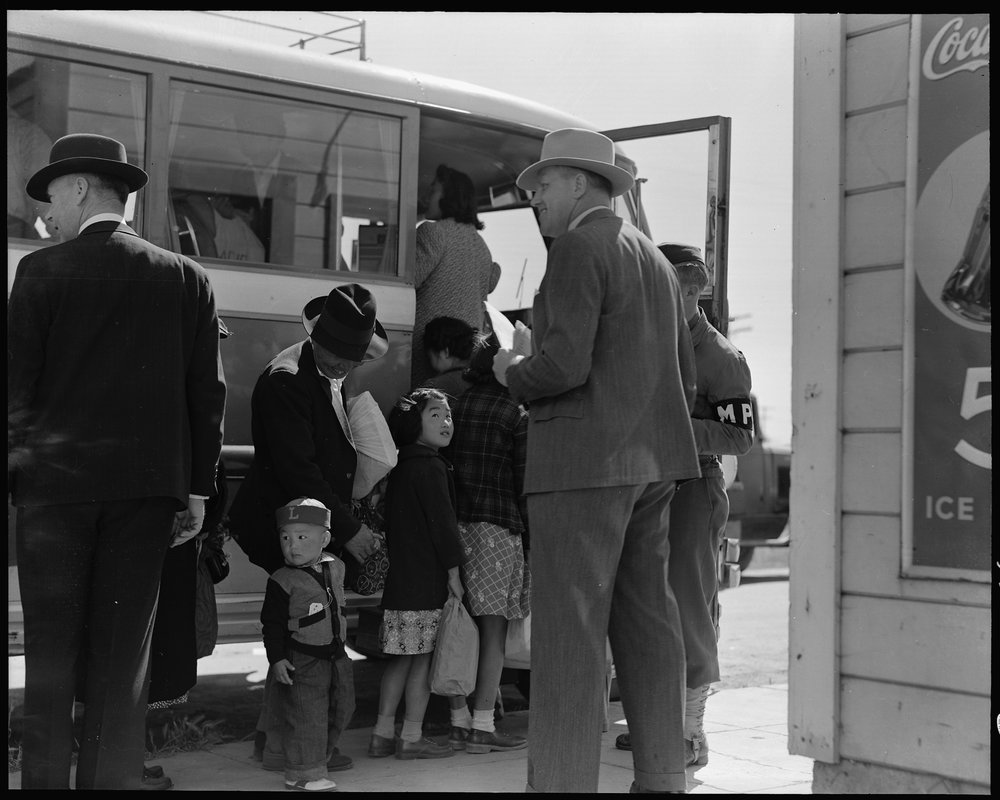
left=166, top=83, right=402, bottom=275
left=6, top=53, right=147, bottom=240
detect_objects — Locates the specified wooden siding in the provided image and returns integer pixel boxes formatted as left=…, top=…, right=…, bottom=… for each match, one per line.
left=844, top=106, right=908, bottom=191
left=842, top=350, right=902, bottom=430
left=843, top=269, right=904, bottom=349
left=844, top=24, right=910, bottom=110
left=839, top=677, right=991, bottom=786
left=843, top=188, right=906, bottom=268
left=789, top=14, right=843, bottom=763
left=841, top=514, right=991, bottom=605
left=840, top=595, right=990, bottom=694
left=841, top=432, right=901, bottom=514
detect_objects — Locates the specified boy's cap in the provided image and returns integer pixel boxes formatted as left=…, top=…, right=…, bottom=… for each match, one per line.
left=276, top=497, right=331, bottom=529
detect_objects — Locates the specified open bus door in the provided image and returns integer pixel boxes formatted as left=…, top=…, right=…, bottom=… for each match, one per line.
left=607, top=118, right=746, bottom=584
left=604, top=116, right=732, bottom=338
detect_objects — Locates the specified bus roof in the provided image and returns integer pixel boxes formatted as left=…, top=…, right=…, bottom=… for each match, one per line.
left=7, top=10, right=597, bottom=138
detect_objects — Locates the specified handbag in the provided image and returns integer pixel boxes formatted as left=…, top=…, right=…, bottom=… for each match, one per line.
left=203, top=546, right=230, bottom=584
left=503, top=613, right=531, bottom=670
left=194, top=553, right=220, bottom=658
left=429, top=595, right=479, bottom=696
left=346, top=494, right=389, bottom=596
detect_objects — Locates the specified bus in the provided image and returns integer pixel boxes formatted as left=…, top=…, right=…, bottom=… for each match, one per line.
left=7, top=10, right=733, bottom=652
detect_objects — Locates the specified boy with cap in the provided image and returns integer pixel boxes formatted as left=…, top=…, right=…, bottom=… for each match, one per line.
left=261, top=498, right=349, bottom=793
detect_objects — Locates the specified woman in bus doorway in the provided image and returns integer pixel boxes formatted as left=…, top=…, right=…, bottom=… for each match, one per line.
left=411, top=164, right=501, bottom=389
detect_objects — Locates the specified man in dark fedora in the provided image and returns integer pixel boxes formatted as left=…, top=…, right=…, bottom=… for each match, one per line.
left=7, top=133, right=227, bottom=790
left=228, top=282, right=387, bottom=774
left=493, top=129, right=701, bottom=793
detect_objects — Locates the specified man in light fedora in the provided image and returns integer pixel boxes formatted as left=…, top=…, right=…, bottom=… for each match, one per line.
left=493, top=128, right=700, bottom=793
left=8, top=133, right=227, bottom=790
left=228, top=282, right=388, bottom=774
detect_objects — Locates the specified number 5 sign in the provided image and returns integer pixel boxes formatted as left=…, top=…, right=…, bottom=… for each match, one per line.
left=904, top=14, right=990, bottom=580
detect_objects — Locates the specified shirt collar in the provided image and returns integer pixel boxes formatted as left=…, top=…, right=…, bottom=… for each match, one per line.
left=568, top=205, right=607, bottom=231
left=79, top=213, right=126, bottom=232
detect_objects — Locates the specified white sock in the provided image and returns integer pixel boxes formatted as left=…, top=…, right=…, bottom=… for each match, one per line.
left=451, top=706, right=472, bottom=730
left=400, top=718, right=423, bottom=743
left=471, top=708, right=495, bottom=733
left=373, top=713, right=396, bottom=740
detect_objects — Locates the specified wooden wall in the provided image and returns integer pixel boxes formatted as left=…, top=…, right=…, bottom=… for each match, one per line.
left=791, top=13, right=990, bottom=791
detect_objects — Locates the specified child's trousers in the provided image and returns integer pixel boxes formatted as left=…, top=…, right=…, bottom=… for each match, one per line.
left=274, top=651, right=343, bottom=782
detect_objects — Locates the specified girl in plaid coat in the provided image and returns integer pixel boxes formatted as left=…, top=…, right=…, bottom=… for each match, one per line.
left=445, top=333, right=531, bottom=754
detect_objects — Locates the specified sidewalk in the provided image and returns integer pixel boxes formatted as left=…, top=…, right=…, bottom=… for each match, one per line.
left=8, top=683, right=813, bottom=793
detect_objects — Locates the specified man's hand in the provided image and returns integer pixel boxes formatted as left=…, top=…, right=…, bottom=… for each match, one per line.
left=171, top=496, right=206, bottom=547
left=492, top=348, right=525, bottom=388
left=273, top=658, right=295, bottom=685
left=343, top=524, right=378, bottom=563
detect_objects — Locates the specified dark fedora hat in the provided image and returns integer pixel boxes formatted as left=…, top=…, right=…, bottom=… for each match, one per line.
left=301, top=283, right=389, bottom=363
left=26, top=133, right=149, bottom=202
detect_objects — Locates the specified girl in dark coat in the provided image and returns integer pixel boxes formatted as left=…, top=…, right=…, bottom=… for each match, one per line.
left=368, top=388, right=465, bottom=761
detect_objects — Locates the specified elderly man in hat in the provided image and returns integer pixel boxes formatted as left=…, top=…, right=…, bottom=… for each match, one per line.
left=493, top=129, right=701, bottom=793
left=614, top=243, right=755, bottom=770
left=7, top=134, right=227, bottom=790
left=228, top=282, right=388, bottom=774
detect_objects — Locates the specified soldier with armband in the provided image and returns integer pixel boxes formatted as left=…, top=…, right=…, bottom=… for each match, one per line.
left=615, top=243, right=755, bottom=769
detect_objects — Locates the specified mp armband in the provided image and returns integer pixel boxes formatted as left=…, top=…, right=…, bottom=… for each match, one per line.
left=714, top=398, right=755, bottom=430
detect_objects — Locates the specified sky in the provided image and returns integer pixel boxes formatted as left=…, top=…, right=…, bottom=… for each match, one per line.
left=141, top=11, right=796, bottom=447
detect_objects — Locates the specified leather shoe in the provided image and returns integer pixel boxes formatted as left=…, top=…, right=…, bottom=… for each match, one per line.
left=616, top=733, right=708, bottom=768
left=367, top=732, right=396, bottom=758
left=465, top=728, right=527, bottom=754
left=448, top=725, right=470, bottom=750
left=285, top=778, right=337, bottom=792
left=395, top=736, right=455, bottom=760
left=629, top=781, right=684, bottom=793
left=140, top=765, right=173, bottom=791
left=686, top=735, right=709, bottom=767
left=327, top=749, right=353, bottom=771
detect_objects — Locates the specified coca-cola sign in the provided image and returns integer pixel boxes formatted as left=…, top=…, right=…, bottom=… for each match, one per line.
left=907, top=14, right=991, bottom=580
left=922, top=16, right=990, bottom=80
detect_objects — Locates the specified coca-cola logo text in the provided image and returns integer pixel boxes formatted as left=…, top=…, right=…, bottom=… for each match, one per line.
left=923, top=17, right=990, bottom=80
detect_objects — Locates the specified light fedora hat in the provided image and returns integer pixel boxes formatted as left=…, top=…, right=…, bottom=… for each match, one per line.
left=516, top=128, right=635, bottom=198
left=26, top=133, right=148, bottom=202
left=301, top=283, right=389, bottom=363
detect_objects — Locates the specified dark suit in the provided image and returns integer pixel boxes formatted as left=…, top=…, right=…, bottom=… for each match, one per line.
left=7, top=220, right=226, bottom=789
left=505, top=208, right=700, bottom=793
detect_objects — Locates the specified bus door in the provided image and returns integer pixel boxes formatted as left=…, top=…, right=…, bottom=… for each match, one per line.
left=604, top=117, right=732, bottom=337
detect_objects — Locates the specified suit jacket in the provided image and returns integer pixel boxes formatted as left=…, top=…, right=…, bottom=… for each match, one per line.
left=7, top=221, right=226, bottom=507
left=227, top=340, right=362, bottom=574
left=506, top=208, right=700, bottom=493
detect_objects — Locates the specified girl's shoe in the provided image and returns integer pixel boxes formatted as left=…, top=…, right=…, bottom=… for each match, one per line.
left=367, top=733, right=396, bottom=758
left=395, top=736, right=455, bottom=759
left=448, top=726, right=470, bottom=750
left=465, top=728, right=527, bottom=753
left=285, top=778, right=337, bottom=792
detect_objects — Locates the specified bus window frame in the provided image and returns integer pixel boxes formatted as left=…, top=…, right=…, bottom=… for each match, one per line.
left=8, top=36, right=154, bottom=241
left=8, top=33, right=421, bottom=286
left=150, top=68, right=420, bottom=284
